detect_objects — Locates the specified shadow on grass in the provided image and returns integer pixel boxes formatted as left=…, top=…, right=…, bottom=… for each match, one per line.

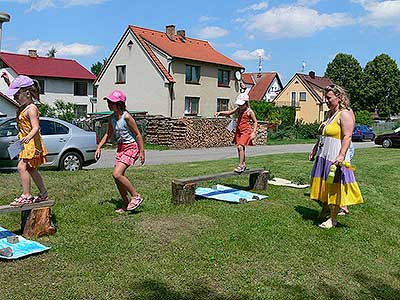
left=128, top=280, right=250, bottom=300
left=99, top=198, right=143, bottom=214
left=353, top=272, right=400, bottom=300
left=294, top=206, right=348, bottom=228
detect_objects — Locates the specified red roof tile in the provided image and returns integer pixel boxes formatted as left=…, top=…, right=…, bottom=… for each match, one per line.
left=0, top=52, right=96, bottom=80
left=242, top=73, right=255, bottom=85
left=130, top=26, right=242, bottom=69
left=246, top=72, right=281, bottom=101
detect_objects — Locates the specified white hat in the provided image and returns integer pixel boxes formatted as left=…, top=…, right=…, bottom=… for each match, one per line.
left=235, top=93, right=249, bottom=105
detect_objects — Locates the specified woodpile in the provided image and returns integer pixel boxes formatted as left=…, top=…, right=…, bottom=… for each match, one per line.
left=144, top=116, right=269, bottom=149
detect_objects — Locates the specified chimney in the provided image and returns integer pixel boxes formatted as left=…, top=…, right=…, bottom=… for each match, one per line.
left=165, top=25, right=176, bottom=40
left=28, top=49, right=38, bottom=58
left=177, top=30, right=185, bottom=38
left=309, top=71, right=316, bottom=79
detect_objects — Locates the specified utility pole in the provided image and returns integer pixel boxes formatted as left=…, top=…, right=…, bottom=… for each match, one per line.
left=0, top=12, right=10, bottom=51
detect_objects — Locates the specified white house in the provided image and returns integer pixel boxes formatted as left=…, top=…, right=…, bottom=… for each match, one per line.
left=242, top=72, right=283, bottom=102
left=0, top=50, right=96, bottom=117
left=95, top=25, right=244, bottom=117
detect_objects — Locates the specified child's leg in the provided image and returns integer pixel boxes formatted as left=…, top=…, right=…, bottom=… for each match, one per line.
left=237, top=145, right=245, bottom=166
left=112, top=162, right=139, bottom=199
left=28, top=167, right=47, bottom=195
left=18, top=159, right=32, bottom=196
left=114, top=167, right=129, bottom=209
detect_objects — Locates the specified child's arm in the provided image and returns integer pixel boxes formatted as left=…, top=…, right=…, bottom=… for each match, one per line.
left=215, top=107, right=238, bottom=117
left=20, top=106, right=40, bottom=144
left=95, top=116, right=113, bottom=160
left=249, top=109, right=258, bottom=141
left=1, top=72, right=11, bottom=87
left=125, top=113, right=145, bottom=165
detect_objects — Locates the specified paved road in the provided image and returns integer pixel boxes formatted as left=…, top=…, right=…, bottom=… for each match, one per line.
left=87, top=141, right=377, bottom=169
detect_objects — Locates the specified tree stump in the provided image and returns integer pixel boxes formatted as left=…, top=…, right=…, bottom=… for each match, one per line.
left=171, top=182, right=196, bottom=204
left=249, top=171, right=269, bottom=190
left=21, top=208, right=56, bottom=238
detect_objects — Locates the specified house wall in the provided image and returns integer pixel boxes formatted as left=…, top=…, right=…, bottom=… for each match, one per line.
left=274, top=75, right=322, bottom=123
left=265, top=77, right=282, bottom=102
left=0, top=97, right=17, bottom=116
left=95, top=31, right=170, bottom=115
left=0, top=68, right=94, bottom=114
left=171, top=60, right=240, bottom=117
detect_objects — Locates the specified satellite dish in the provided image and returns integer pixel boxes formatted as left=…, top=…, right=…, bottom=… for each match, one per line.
left=235, top=70, right=242, bottom=81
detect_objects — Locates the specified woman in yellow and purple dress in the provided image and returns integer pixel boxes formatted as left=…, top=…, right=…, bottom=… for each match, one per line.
left=3, top=75, right=49, bottom=205
left=309, top=85, right=363, bottom=228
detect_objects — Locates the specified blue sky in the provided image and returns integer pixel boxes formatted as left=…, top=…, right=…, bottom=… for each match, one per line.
left=1, top=0, right=399, bottom=83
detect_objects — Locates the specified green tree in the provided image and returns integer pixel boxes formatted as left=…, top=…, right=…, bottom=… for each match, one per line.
left=46, top=47, right=57, bottom=58
left=53, top=100, right=76, bottom=122
left=38, top=103, right=56, bottom=118
left=91, top=57, right=108, bottom=77
left=363, top=54, right=400, bottom=118
left=325, top=53, right=363, bottom=110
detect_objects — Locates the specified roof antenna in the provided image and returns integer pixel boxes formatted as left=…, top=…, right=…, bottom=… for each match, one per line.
left=301, top=60, right=307, bottom=73
left=258, top=54, right=263, bottom=77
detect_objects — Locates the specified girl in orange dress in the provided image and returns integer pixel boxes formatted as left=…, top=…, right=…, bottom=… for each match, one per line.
left=4, top=75, right=49, bottom=206
left=216, top=93, right=258, bottom=173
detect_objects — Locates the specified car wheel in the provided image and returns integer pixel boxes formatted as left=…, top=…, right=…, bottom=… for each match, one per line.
left=382, top=139, right=392, bottom=148
left=371, top=135, right=375, bottom=141
left=59, top=151, right=83, bottom=171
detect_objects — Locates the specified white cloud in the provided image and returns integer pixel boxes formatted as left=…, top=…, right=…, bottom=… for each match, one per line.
left=245, top=5, right=354, bottom=38
left=233, top=48, right=271, bottom=61
left=296, top=0, right=320, bottom=6
left=29, top=0, right=55, bottom=11
left=356, top=0, right=400, bottom=29
left=4, top=0, right=107, bottom=11
left=17, top=39, right=101, bottom=57
left=197, top=26, right=229, bottom=39
left=238, top=2, right=268, bottom=13
left=198, top=15, right=217, bottom=22
left=62, top=0, right=107, bottom=7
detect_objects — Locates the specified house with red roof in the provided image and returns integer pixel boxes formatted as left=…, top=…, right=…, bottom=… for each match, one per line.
left=273, top=71, right=333, bottom=123
left=94, top=25, right=243, bottom=117
left=0, top=50, right=96, bottom=117
left=242, top=72, right=283, bottom=102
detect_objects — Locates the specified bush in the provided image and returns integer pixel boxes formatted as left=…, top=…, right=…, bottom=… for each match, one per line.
left=249, top=101, right=295, bottom=126
left=355, top=110, right=373, bottom=126
left=38, top=100, right=76, bottom=122
left=268, top=120, right=320, bottom=141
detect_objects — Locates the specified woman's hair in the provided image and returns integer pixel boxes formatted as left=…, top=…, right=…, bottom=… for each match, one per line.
left=324, top=84, right=350, bottom=110
left=19, top=79, right=41, bottom=101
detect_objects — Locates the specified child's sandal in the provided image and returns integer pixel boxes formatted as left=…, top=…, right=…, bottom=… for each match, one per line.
left=234, top=165, right=247, bottom=173
left=10, top=195, right=34, bottom=206
left=34, top=191, right=48, bottom=203
left=127, top=194, right=143, bottom=211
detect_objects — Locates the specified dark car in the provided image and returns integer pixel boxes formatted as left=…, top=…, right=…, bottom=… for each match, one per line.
left=374, top=127, right=400, bottom=148
left=352, top=125, right=375, bottom=141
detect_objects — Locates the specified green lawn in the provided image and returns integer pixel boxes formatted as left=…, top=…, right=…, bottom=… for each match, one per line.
left=1, top=148, right=399, bottom=300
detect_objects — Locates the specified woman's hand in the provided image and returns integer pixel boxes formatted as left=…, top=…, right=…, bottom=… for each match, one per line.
left=95, top=148, right=101, bottom=161
left=215, top=112, right=220, bottom=117
left=250, top=132, right=256, bottom=141
left=333, top=154, right=345, bottom=165
left=309, top=150, right=316, bottom=161
left=20, top=136, right=31, bottom=144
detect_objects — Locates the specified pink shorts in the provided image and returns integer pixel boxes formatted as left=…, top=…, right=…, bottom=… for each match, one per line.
left=115, top=142, right=139, bottom=166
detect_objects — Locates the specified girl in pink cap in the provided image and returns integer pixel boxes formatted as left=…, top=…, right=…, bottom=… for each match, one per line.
left=215, top=93, right=258, bottom=173
left=2, top=74, right=49, bottom=205
left=95, top=90, right=145, bottom=213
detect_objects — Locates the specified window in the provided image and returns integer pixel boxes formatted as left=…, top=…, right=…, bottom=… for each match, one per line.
left=184, top=97, right=199, bottom=115
left=217, top=98, right=229, bottom=112
left=116, top=65, right=126, bottom=84
left=74, top=81, right=88, bottom=96
left=299, top=92, right=307, bottom=101
left=74, top=104, right=87, bottom=118
left=218, top=69, right=230, bottom=87
left=0, top=120, right=18, bottom=137
left=40, top=120, right=69, bottom=135
left=291, top=92, right=296, bottom=107
left=37, top=79, right=45, bottom=95
left=185, top=65, right=200, bottom=83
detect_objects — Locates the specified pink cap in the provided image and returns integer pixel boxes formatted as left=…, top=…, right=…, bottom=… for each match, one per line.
left=103, top=89, right=126, bottom=103
left=5, top=75, right=34, bottom=97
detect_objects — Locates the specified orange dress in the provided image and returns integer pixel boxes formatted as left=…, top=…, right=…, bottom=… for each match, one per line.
left=17, top=104, right=48, bottom=168
left=234, top=108, right=253, bottom=146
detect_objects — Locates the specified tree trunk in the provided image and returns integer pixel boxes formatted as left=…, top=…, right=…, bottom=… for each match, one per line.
left=21, top=208, right=56, bottom=238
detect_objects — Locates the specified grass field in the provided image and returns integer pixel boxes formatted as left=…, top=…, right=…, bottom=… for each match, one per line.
left=0, top=148, right=399, bottom=300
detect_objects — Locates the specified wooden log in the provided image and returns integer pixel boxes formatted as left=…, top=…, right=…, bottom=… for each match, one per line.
left=171, top=181, right=196, bottom=204
left=249, top=171, right=269, bottom=190
left=21, top=207, right=56, bottom=238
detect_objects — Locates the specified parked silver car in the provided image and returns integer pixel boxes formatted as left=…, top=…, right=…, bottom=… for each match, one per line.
left=0, top=117, right=97, bottom=171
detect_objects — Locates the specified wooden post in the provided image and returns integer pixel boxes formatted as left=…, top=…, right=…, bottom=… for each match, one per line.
left=249, top=171, right=269, bottom=190
left=21, top=208, right=56, bottom=238
left=171, top=181, right=196, bottom=204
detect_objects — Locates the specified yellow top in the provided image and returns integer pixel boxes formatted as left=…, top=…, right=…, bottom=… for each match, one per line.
left=18, top=104, right=48, bottom=167
left=323, top=111, right=342, bottom=140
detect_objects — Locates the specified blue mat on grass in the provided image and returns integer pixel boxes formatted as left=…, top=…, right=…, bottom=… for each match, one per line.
left=195, top=184, right=268, bottom=203
left=0, top=226, right=50, bottom=260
